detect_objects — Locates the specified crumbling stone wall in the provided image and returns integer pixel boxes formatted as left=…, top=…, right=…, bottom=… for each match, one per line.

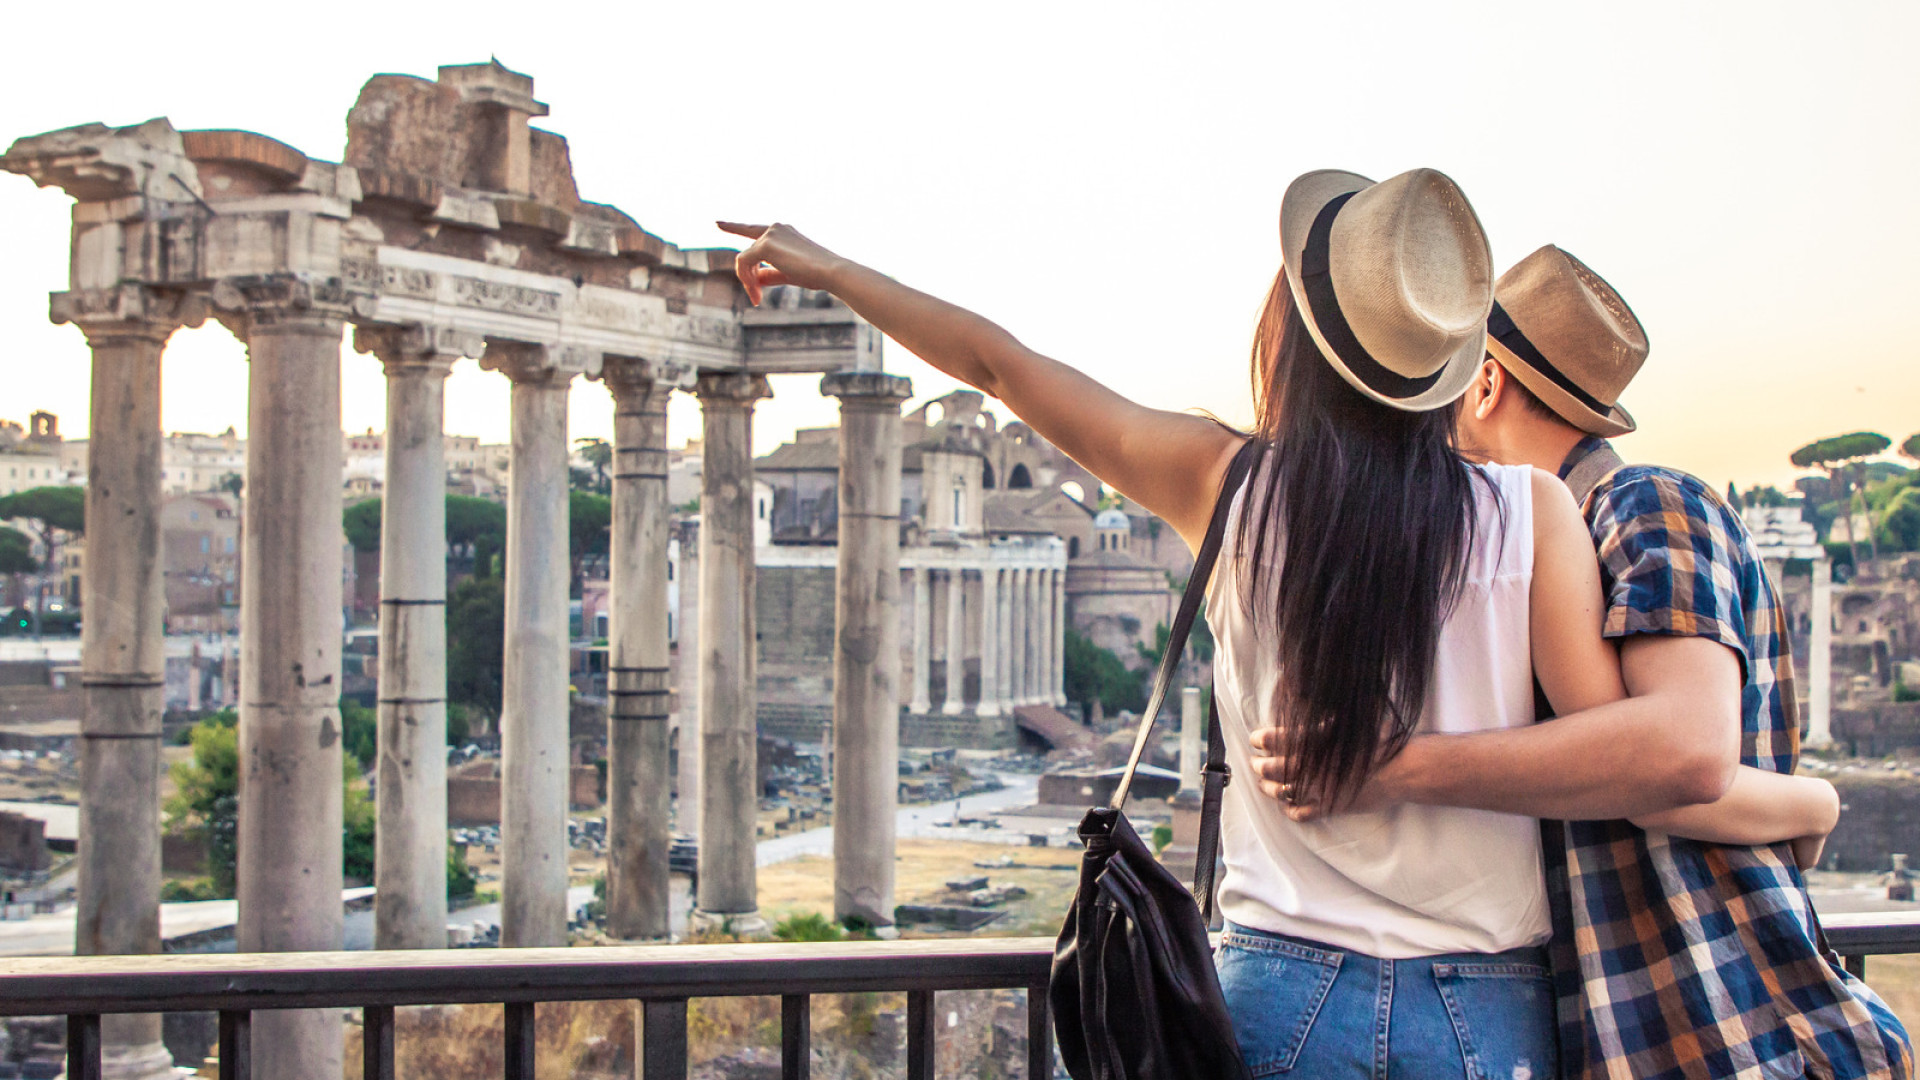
left=1826, top=771, right=1920, bottom=872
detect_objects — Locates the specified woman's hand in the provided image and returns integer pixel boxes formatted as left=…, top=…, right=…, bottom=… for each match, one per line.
left=1248, top=725, right=1398, bottom=822
left=716, top=222, right=849, bottom=306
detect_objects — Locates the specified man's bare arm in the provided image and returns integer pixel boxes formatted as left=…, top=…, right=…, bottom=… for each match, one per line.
left=1364, top=635, right=1742, bottom=820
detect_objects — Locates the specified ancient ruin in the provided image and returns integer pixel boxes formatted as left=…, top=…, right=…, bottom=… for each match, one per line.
left=1, top=61, right=906, bottom=1079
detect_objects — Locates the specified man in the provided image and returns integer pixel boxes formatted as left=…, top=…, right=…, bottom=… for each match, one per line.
left=1251, top=245, right=1911, bottom=1079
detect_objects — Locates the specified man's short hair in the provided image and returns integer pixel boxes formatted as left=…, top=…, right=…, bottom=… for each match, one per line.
left=1495, top=359, right=1562, bottom=422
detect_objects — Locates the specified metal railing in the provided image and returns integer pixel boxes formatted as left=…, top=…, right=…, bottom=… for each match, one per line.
left=1, top=936, right=1053, bottom=1080
left=8, top=912, right=1918, bottom=1080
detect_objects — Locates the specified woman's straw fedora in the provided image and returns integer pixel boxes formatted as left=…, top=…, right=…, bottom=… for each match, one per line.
left=1487, top=244, right=1647, bottom=437
left=1280, top=168, right=1493, bottom=412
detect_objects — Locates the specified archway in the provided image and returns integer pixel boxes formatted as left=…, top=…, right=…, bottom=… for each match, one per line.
left=1008, top=463, right=1033, bottom=489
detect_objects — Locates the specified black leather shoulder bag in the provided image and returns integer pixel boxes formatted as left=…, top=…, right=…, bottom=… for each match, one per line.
left=1049, top=439, right=1259, bottom=1080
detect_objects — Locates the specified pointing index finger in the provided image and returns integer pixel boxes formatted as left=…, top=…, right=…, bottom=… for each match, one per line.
left=717, top=221, right=768, bottom=240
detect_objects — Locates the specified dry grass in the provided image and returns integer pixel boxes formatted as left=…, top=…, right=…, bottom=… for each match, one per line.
left=341, top=1000, right=636, bottom=1079
left=758, top=837, right=1081, bottom=937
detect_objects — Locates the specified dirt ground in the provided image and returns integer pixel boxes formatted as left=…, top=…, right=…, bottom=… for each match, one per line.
left=757, top=837, right=1082, bottom=938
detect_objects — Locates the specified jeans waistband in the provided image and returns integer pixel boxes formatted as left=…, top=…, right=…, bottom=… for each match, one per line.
left=1221, top=921, right=1549, bottom=967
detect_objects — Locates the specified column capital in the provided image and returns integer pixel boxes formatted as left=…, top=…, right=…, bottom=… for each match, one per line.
left=353, top=323, right=477, bottom=377
left=695, top=371, right=773, bottom=405
left=821, top=371, right=912, bottom=406
left=599, top=357, right=673, bottom=414
left=210, top=273, right=356, bottom=329
left=53, top=286, right=208, bottom=343
left=480, top=340, right=594, bottom=384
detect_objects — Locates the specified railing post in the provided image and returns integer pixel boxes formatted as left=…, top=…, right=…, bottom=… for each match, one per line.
left=1028, top=983, right=1053, bottom=1079
left=908, top=989, right=936, bottom=1080
left=1846, top=954, right=1868, bottom=980
left=781, top=994, right=811, bottom=1080
left=66, top=1013, right=101, bottom=1080
left=504, top=1001, right=536, bottom=1080
left=364, top=1004, right=396, bottom=1080
left=642, top=998, right=689, bottom=1080
left=219, top=1009, right=252, bottom=1080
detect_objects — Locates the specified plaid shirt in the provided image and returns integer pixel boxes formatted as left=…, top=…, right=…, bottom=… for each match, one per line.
left=1544, top=436, right=1912, bottom=1080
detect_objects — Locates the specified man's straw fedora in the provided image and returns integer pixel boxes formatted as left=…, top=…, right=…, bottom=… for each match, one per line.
left=1487, top=244, right=1648, bottom=437
left=1280, top=168, right=1493, bottom=413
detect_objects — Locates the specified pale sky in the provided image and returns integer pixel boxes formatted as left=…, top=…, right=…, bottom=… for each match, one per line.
left=2, top=1, right=1915, bottom=492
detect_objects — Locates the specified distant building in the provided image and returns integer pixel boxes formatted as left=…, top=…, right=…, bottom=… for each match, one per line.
left=0, top=412, right=74, bottom=496
left=161, top=493, right=241, bottom=634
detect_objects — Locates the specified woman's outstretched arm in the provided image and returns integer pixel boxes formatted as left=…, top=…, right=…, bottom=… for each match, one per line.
left=719, top=222, right=1243, bottom=549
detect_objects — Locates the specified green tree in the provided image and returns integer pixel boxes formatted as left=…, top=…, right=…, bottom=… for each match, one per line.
left=447, top=575, right=506, bottom=722
left=1791, top=432, right=1891, bottom=567
left=343, top=771, right=376, bottom=885
left=447, top=845, right=477, bottom=901
left=575, top=436, right=612, bottom=495
left=0, top=527, right=35, bottom=575
left=340, top=697, right=377, bottom=773
left=1877, top=488, right=1920, bottom=553
left=342, top=498, right=382, bottom=554
left=0, top=485, right=84, bottom=637
left=164, top=715, right=241, bottom=897
left=569, top=490, right=612, bottom=594
left=1065, top=629, right=1146, bottom=716
left=1741, top=485, right=1790, bottom=509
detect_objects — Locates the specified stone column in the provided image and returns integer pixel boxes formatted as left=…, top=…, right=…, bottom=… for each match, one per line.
left=909, top=568, right=932, bottom=714
left=823, top=372, right=912, bottom=927
left=977, top=566, right=1001, bottom=718
left=942, top=570, right=967, bottom=715
left=1020, top=568, right=1038, bottom=704
left=357, top=326, right=470, bottom=951
left=73, top=310, right=179, bottom=1080
left=604, top=363, right=674, bottom=940
left=234, top=307, right=347, bottom=1080
left=1052, top=567, right=1069, bottom=705
left=1037, top=569, right=1054, bottom=709
left=1809, top=556, right=1834, bottom=748
left=692, top=372, right=773, bottom=937
left=484, top=344, right=576, bottom=948
left=1178, top=686, right=1204, bottom=795
left=1006, top=568, right=1021, bottom=711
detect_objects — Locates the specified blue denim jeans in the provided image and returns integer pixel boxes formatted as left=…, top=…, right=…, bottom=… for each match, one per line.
left=1215, top=922, right=1557, bottom=1080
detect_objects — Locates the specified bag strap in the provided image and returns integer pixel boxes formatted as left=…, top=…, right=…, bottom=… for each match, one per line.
left=1191, top=693, right=1230, bottom=921
left=1108, top=438, right=1261, bottom=811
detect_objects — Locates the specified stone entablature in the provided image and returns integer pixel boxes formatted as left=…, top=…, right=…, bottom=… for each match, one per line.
left=2, top=62, right=875, bottom=383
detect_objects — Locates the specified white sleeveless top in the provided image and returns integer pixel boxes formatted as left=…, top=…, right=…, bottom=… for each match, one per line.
left=1205, top=461, right=1548, bottom=958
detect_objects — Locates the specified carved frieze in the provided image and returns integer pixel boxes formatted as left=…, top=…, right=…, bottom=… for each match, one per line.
left=452, top=276, right=562, bottom=318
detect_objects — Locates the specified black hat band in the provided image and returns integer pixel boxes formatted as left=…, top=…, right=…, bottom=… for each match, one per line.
left=1487, top=301, right=1610, bottom=415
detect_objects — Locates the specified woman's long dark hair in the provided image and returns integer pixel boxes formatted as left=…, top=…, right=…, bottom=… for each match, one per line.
left=1237, top=273, right=1487, bottom=811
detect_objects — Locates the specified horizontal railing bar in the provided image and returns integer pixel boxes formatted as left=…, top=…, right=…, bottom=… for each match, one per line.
left=0, top=938, right=1055, bottom=1017
left=1824, top=911, right=1920, bottom=955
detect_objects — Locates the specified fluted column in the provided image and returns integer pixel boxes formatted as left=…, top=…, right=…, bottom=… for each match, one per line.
left=486, top=343, right=576, bottom=947
left=72, top=304, right=186, bottom=1080
left=357, top=326, right=471, bottom=951
left=1809, top=557, right=1834, bottom=748
left=977, top=566, right=1001, bottom=718
left=823, top=371, right=912, bottom=926
left=1006, top=568, right=1021, bottom=711
left=234, top=305, right=347, bottom=1080
left=942, top=570, right=966, bottom=715
left=909, top=568, right=932, bottom=714
left=692, top=372, right=773, bottom=937
left=1052, top=567, right=1068, bottom=705
left=1019, top=568, right=1037, bottom=704
left=1037, top=569, right=1054, bottom=709
left=604, top=362, right=674, bottom=940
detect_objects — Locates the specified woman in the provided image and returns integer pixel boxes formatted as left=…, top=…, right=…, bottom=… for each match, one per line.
left=719, top=167, right=1837, bottom=1078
